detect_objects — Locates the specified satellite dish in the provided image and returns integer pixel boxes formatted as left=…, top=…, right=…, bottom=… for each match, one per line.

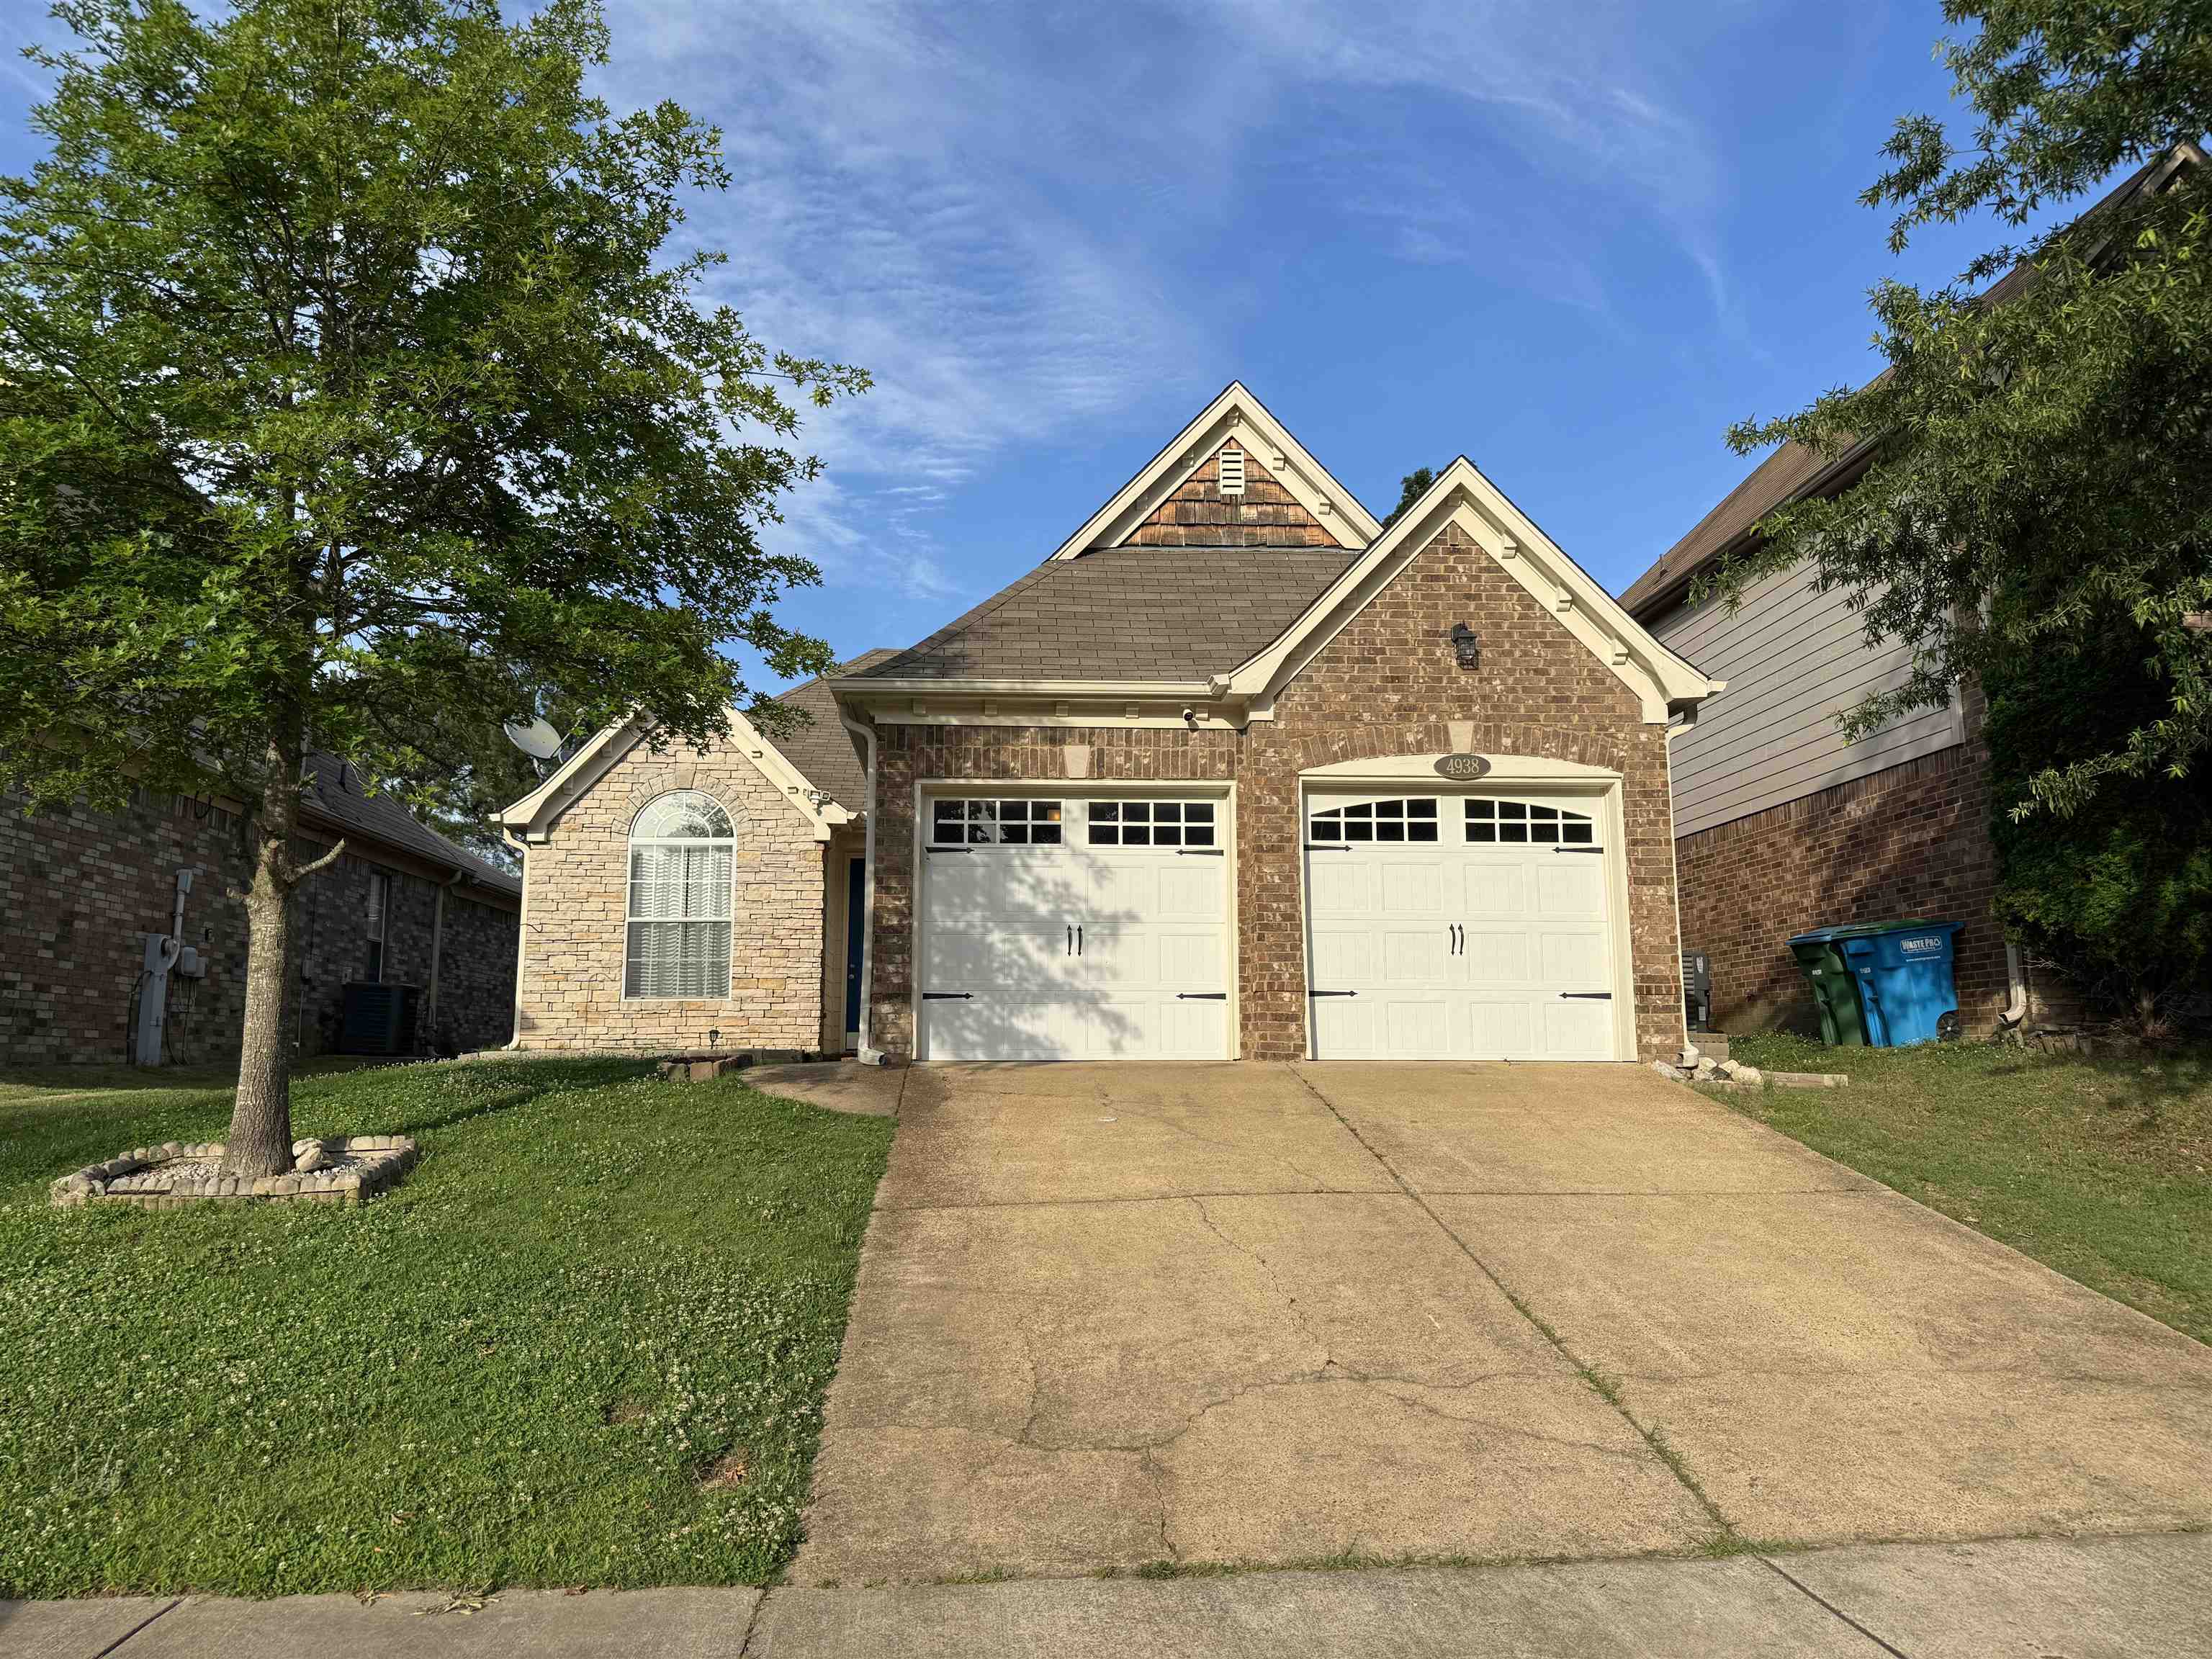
left=503, top=717, right=564, bottom=760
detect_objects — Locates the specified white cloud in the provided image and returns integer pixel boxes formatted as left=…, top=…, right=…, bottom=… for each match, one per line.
left=593, top=0, right=1734, bottom=622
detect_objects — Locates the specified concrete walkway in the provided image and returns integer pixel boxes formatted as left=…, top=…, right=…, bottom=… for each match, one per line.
left=800, top=1061, right=2212, bottom=1581
left=9, top=1532, right=2211, bottom=1655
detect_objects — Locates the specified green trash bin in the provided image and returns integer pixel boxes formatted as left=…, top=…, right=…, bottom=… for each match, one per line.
left=1787, top=927, right=1870, bottom=1046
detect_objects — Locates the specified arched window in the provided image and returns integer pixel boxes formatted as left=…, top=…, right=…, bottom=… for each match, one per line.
left=1307, top=797, right=1440, bottom=843
left=626, top=791, right=734, bottom=999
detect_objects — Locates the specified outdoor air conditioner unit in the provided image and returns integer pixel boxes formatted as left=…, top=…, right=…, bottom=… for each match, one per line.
left=341, top=983, right=421, bottom=1056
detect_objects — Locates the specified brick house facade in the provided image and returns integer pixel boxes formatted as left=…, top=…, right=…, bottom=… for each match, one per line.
left=860, top=521, right=1688, bottom=1061
left=507, top=385, right=1717, bottom=1067
left=2, top=770, right=519, bottom=1068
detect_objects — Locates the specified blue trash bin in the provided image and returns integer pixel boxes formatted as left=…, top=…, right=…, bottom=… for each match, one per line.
left=1835, top=920, right=1964, bottom=1047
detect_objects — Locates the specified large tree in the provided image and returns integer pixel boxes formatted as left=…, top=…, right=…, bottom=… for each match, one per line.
left=1719, top=1, right=2211, bottom=818
left=0, top=0, right=865, bottom=1175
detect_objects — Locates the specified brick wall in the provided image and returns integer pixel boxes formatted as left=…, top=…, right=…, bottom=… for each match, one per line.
left=1, top=788, right=518, bottom=1066
left=1673, top=740, right=2013, bottom=1033
left=1121, top=446, right=1341, bottom=547
left=513, top=740, right=829, bottom=1053
left=429, top=892, right=520, bottom=1054
left=866, top=519, right=1688, bottom=1063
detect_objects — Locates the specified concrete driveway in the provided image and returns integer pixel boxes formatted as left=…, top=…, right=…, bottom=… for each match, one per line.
left=795, top=1062, right=2212, bottom=1583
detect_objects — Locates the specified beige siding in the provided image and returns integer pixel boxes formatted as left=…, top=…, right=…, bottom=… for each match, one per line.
left=1652, top=555, right=1962, bottom=838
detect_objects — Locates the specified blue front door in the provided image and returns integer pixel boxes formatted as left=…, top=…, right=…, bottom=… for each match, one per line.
left=844, top=858, right=866, bottom=1041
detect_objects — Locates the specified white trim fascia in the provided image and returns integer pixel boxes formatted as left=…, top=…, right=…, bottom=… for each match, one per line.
left=495, top=715, right=639, bottom=833
left=834, top=676, right=1218, bottom=699
left=1046, top=382, right=1378, bottom=559
left=832, top=676, right=1250, bottom=731
left=1222, top=459, right=1725, bottom=724
left=496, top=708, right=850, bottom=843
left=1299, top=753, right=1623, bottom=785
left=729, top=708, right=853, bottom=842
left=871, top=711, right=1242, bottom=732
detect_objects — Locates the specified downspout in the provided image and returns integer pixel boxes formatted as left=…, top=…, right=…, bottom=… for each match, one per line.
left=501, top=830, right=529, bottom=1050
left=425, top=868, right=464, bottom=1046
left=837, top=706, right=886, bottom=1066
left=2001, top=941, right=2030, bottom=1028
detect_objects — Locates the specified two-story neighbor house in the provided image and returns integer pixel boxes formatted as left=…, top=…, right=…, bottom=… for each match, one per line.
left=502, top=385, right=1720, bottom=1064
left=1622, top=143, right=2203, bottom=1036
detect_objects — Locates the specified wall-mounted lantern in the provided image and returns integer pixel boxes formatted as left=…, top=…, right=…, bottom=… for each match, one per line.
left=1449, top=623, right=1481, bottom=670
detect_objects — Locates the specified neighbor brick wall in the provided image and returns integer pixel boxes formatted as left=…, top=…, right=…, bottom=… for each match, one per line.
left=513, top=739, right=828, bottom=1053
left=866, top=519, right=1688, bottom=1063
left=1, top=788, right=517, bottom=1066
left=1121, top=446, right=1341, bottom=547
left=1673, top=740, right=2011, bottom=1034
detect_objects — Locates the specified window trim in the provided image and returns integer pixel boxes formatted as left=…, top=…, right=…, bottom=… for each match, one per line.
left=1085, top=797, right=1217, bottom=849
left=1305, top=796, right=1442, bottom=845
left=927, top=796, right=1067, bottom=848
left=624, top=789, right=736, bottom=1002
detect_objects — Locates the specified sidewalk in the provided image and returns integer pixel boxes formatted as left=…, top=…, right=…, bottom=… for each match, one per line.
left=9, top=1531, right=2209, bottom=1658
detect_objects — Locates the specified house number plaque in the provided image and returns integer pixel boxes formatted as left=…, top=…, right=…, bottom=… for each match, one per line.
left=1433, top=754, right=1491, bottom=781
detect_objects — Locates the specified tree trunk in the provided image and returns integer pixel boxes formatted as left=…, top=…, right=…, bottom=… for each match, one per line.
left=223, top=741, right=307, bottom=1180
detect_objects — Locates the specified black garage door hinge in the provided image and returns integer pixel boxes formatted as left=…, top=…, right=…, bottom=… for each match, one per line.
left=922, top=992, right=973, bottom=1001
left=1560, top=992, right=1613, bottom=999
left=1308, top=989, right=1357, bottom=997
left=925, top=845, right=974, bottom=855
left=1178, top=848, right=1226, bottom=856
left=1177, top=992, right=1226, bottom=1000
left=1552, top=846, right=1605, bottom=855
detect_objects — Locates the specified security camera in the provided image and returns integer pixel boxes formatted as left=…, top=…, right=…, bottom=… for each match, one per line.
left=1180, top=706, right=1197, bottom=724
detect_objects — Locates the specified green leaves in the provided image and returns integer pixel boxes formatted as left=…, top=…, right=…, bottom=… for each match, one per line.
left=1717, top=3, right=2211, bottom=820
left=0, top=0, right=866, bottom=824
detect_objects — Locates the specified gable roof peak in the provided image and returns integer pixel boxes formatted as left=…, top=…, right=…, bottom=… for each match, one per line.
left=1049, top=382, right=1380, bottom=561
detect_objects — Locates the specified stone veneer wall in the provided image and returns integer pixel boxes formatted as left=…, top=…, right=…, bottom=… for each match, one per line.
left=513, top=742, right=828, bottom=1053
left=866, top=520, right=1689, bottom=1063
left=1, top=787, right=518, bottom=1065
left=1673, top=739, right=2013, bottom=1035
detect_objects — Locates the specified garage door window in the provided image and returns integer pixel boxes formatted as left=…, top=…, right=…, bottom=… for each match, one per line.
left=1465, top=799, right=1595, bottom=845
left=1087, top=799, right=1214, bottom=848
left=932, top=798, right=1064, bottom=846
left=626, top=790, right=734, bottom=999
left=1307, top=798, right=1439, bottom=843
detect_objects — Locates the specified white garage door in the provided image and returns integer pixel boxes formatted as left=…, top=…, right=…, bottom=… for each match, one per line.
left=918, top=794, right=1231, bottom=1061
left=1303, top=791, right=1622, bottom=1061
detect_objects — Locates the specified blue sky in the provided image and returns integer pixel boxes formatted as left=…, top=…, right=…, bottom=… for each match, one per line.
left=1, top=1, right=2027, bottom=689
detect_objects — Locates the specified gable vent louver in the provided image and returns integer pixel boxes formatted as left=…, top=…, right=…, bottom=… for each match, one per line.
left=1217, top=446, right=1246, bottom=497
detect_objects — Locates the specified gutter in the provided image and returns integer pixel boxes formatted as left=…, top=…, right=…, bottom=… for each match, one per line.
left=836, top=706, right=886, bottom=1066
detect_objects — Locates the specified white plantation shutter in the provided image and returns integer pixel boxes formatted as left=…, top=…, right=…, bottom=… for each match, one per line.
left=625, top=793, right=734, bottom=999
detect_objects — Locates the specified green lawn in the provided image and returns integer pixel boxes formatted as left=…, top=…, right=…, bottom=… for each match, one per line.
left=0, top=1057, right=894, bottom=1599
left=1720, top=1033, right=2212, bottom=1345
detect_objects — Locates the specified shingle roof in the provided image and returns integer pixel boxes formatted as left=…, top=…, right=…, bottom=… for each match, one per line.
left=770, top=649, right=899, bottom=806
left=1619, top=146, right=2198, bottom=620
left=851, top=547, right=1360, bottom=683
left=301, top=753, right=521, bottom=896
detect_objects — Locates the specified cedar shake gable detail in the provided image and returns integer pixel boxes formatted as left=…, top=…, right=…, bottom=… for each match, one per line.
left=1121, top=446, right=1339, bottom=547
left=1048, top=382, right=1379, bottom=560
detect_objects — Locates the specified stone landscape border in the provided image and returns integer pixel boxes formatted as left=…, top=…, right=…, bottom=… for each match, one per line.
left=50, top=1136, right=419, bottom=1209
